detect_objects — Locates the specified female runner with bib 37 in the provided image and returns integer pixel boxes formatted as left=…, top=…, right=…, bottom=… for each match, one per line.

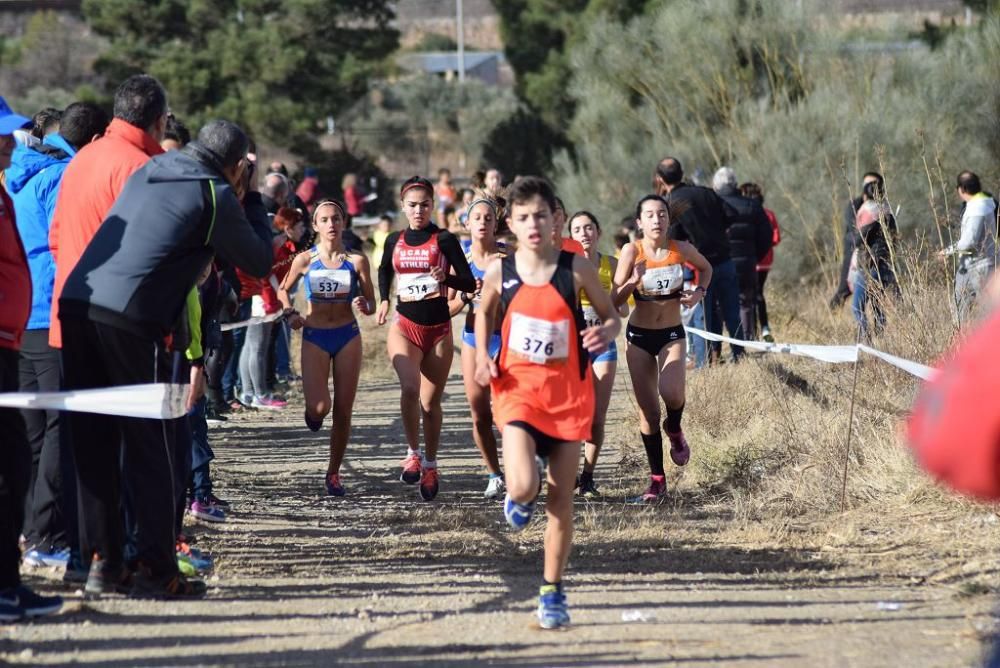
left=475, top=176, right=621, bottom=630
left=377, top=177, right=476, bottom=501
left=278, top=200, right=375, bottom=497
left=612, top=195, right=711, bottom=503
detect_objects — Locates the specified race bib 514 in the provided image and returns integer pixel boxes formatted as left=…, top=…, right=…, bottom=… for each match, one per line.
left=398, top=273, right=440, bottom=302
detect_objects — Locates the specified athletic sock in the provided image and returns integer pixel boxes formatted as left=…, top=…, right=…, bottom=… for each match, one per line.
left=579, top=469, right=594, bottom=484
left=640, top=431, right=665, bottom=476
left=541, top=579, right=562, bottom=594
left=666, top=403, right=685, bottom=434
left=421, top=457, right=437, bottom=469
left=408, top=447, right=421, bottom=459
left=488, top=472, right=502, bottom=479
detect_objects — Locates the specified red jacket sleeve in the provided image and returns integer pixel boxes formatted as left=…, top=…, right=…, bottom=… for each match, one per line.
left=907, top=308, right=1000, bottom=501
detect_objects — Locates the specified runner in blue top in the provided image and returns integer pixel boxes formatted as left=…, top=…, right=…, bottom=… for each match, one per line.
left=448, top=192, right=507, bottom=499
left=278, top=200, right=375, bottom=497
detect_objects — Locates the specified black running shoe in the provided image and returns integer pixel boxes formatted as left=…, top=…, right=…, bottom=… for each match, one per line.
left=0, top=585, right=63, bottom=618
left=130, top=566, right=207, bottom=600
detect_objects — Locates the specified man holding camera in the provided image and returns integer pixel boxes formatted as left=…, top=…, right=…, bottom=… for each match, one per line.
left=58, top=118, right=272, bottom=599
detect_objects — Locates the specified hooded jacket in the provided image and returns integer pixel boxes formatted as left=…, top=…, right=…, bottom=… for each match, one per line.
left=0, top=186, right=31, bottom=351
left=59, top=144, right=273, bottom=340
left=715, top=185, right=773, bottom=265
left=48, top=118, right=164, bottom=348
left=6, top=133, right=76, bottom=330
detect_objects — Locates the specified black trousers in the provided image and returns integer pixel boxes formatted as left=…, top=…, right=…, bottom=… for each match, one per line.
left=756, top=270, right=770, bottom=331
left=733, top=258, right=759, bottom=342
left=0, top=348, right=30, bottom=589
left=18, top=329, right=67, bottom=552
left=60, top=316, right=178, bottom=578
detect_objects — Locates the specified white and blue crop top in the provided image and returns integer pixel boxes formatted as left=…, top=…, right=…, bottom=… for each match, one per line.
left=303, top=248, right=359, bottom=304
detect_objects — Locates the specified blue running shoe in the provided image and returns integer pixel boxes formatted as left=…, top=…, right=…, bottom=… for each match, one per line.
left=537, top=585, right=570, bottom=629
left=23, top=547, right=70, bottom=569
left=504, top=494, right=535, bottom=531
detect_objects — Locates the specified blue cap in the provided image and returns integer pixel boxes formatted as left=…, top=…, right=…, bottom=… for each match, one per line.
left=304, top=167, right=318, bottom=178
left=0, top=96, right=30, bottom=135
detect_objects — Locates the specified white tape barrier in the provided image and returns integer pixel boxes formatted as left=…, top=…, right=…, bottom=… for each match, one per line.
left=0, top=383, right=189, bottom=419
left=684, top=326, right=935, bottom=380
left=220, top=311, right=282, bottom=332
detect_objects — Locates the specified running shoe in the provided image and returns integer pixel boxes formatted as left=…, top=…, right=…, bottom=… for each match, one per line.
left=419, top=467, right=440, bottom=501
left=484, top=475, right=506, bottom=500
left=325, top=472, right=346, bottom=497
left=578, top=477, right=600, bottom=499
left=205, top=404, right=228, bottom=425
left=176, top=542, right=213, bottom=572
left=0, top=585, right=63, bottom=619
left=176, top=554, right=198, bottom=577
left=400, top=452, right=422, bottom=484
left=62, top=549, right=88, bottom=585
left=504, top=494, right=535, bottom=531
left=130, top=566, right=207, bottom=600
left=23, top=546, right=70, bottom=569
left=190, top=499, right=226, bottom=523
left=629, top=475, right=667, bottom=504
left=84, top=558, right=133, bottom=598
left=252, top=394, right=287, bottom=410
left=537, top=585, right=570, bottom=629
left=305, top=410, right=323, bottom=432
left=667, top=430, right=690, bottom=466
left=203, top=493, right=230, bottom=510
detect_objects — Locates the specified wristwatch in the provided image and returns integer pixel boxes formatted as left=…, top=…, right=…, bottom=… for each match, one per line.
left=694, top=286, right=706, bottom=293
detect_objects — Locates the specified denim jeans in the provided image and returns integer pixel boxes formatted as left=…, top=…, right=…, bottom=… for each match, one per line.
left=852, top=267, right=896, bottom=340
left=222, top=300, right=252, bottom=402
left=704, top=258, right=744, bottom=360
left=187, top=397, right=214, bottom=500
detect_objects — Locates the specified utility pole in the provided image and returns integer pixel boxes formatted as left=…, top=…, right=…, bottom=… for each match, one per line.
left=456, top=0, right=466, bottom=82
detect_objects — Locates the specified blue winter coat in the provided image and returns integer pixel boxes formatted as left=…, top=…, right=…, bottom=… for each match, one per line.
left=5, top=134, right=76, bottom=330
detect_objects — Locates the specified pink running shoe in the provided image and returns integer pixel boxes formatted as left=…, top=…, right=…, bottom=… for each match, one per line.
left=252, top=395, right=287, bottom=410
left=325, top=472, right=345, bottom=497
left=419, top=467, right=440, bottom=501
left=667, top=430, right=690, bottom=466
left=400, top=453, right=422, bottom=484
left=629, top=475, right=666, bottom=504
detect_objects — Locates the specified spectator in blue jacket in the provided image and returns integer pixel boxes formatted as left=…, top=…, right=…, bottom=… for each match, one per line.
left=5, top=102, right=109, bottom=572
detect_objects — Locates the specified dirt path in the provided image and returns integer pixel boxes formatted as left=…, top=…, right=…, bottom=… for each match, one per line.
left=1, top=331, right=996, bottom=667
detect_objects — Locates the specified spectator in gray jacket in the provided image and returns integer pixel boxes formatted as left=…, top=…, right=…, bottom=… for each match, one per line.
left=58, top=120, right=272, bottom=600
left=940, top=170, right=998, bottom=323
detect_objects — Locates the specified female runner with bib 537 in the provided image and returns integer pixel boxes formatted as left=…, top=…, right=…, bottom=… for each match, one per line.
left=377, top=177, right=476, bottom=501
left=278, top=200, right=375, bottom=497
left=475, top=176, right=621, bottom=630
left=612, top=195, right=711, bottom=503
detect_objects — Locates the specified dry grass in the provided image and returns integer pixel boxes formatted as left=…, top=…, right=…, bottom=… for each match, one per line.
left=605, top=263, right=1000, bottom=580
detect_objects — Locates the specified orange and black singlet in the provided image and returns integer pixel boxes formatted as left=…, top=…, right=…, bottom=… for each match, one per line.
left=491, top=250, right=594, bottom=442
left=633, top=240, right=686, bottom=301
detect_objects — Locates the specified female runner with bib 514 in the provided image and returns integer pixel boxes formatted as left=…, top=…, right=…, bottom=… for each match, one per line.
left=612, top=195, right=711, bottom=503
left=377, top=177, right=476, bottom=501
left=475, top=176, right=621, bottom=630
left=278, top=200, right=375, bottom=497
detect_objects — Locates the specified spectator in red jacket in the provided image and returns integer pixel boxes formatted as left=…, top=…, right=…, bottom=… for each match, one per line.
left=739, top=182, right=781, bottom=342
left=0, top=96, right=63, bottom=621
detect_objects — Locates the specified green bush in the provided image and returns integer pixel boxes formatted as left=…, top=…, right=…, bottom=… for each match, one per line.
left=554, top=0, right=1000, bottom=284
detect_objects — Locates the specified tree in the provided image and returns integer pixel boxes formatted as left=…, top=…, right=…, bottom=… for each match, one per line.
left=82, top=0, right=399, bottom=151
left=490, top=0, right=653, bottom=173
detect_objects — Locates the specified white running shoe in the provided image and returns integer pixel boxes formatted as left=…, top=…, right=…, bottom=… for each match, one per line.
left=484, top=476, right=506, bottom=499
